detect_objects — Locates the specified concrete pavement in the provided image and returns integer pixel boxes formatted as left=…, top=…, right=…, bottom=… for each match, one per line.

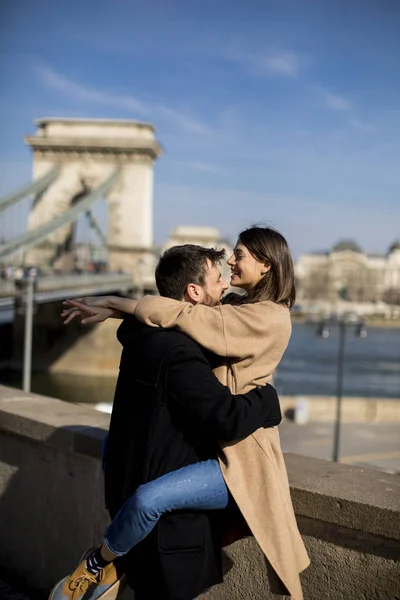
left=280, top=419, right=400, bottom=473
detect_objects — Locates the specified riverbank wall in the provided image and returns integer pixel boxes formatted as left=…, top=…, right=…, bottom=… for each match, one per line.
left=0, top=385, right=399, bottom=600
left=280, top=395, right=400, bottom=423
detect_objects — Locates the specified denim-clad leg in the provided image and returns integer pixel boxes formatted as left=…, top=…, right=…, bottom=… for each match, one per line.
left=104, top=459, right=232, bottom=556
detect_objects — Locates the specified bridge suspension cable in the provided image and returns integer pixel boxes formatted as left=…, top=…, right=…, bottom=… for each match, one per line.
left=84, top=210, right=108, bottom=246
left=0, top=169, right=120, bottom=260
left=0, top=164, right=61, bottom=214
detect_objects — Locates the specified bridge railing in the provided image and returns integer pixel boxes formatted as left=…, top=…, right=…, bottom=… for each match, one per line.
left=0, top=272, right=134, bottom=298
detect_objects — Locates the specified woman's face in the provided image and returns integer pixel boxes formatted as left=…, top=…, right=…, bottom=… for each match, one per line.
left=227, top=241, right=270, bottom=292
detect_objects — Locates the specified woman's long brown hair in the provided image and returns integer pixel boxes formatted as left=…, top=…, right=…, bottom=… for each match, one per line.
left=239, top=226, right=296, bottom=308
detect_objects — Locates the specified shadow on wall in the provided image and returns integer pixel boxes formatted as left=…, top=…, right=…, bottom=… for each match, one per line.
left=0, top=423, right=248, bottom=599
left=0, top=418, right=290, bottom=600
left=0, top=424, right=108, bottom=596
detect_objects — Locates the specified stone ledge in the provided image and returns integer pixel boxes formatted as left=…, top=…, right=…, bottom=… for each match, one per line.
left=286, top=453, right=400, bottom=541
left=1, top=385, right=399, bottom=543
left=24, top=136, right=162, bottom=158
left=35, top=117, right=156, bottom=131
left=0, top=385, right=109, bottom=458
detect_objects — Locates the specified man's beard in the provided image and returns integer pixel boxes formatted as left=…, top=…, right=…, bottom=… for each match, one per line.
left=203, top=292, right=221, bottom=307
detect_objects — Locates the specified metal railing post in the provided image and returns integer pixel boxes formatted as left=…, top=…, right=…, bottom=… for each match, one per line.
left=22, top=272, right=35, bottom=392
left=332, top=319, right=346, bottom=462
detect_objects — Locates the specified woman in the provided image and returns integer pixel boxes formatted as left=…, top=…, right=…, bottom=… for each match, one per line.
left=61, top=226, right=309, bottom=600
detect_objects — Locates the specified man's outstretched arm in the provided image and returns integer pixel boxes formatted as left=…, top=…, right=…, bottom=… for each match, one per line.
left=167, top=344, right=281, bottom=442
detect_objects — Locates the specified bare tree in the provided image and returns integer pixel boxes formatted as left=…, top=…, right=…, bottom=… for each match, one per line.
left=300, top=265, right=330, bottom=301
left=383, top=287, right=400, bottom=305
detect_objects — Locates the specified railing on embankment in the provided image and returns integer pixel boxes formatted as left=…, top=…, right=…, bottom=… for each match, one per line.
left=0, top=385, right=399, bottom=600
left=0, top=273, right=136, bottom=325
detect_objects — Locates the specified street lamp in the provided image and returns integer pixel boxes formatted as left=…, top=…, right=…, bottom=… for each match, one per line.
left=317, top=315, right=367, bottom=462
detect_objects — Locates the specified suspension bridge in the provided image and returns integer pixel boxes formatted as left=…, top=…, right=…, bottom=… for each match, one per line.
left=0, top=118, right=163, bottom=324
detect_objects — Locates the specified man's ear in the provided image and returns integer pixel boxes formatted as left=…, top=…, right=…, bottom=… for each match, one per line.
left=186, top=283, right=202, bottom=303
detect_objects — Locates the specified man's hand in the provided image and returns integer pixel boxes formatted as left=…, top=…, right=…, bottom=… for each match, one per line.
left=61, top=300, right=117, bottom=325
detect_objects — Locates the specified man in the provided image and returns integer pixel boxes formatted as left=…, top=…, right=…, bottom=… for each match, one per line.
left=53, top=245, right=283, bottom=600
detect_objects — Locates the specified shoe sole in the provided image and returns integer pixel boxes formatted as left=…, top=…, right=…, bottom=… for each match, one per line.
left=48, top=576, right=68, bottom=600
left=94, top=575, right=126, bottom=600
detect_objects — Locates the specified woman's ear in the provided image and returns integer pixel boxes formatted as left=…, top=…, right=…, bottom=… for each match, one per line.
left=261, top=263, right=271, bottom=275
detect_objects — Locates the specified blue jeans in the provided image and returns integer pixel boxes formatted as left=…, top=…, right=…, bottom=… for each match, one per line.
left=104, top=459, right=233, bottom=556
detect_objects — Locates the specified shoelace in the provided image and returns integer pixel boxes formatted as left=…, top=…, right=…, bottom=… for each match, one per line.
left=69, top=571, right=98, bottom=600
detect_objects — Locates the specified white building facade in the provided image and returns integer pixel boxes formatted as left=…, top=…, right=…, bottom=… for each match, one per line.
left=296, top=240, right=400, bottom=311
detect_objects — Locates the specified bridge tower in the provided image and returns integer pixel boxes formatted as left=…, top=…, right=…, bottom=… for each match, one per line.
left=25, top=118, right=162, bottom=287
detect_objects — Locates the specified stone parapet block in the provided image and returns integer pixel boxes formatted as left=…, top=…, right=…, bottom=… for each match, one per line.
left=0, top=385, right=109, bottom=458
left=286, top=452, right=400, bottom=541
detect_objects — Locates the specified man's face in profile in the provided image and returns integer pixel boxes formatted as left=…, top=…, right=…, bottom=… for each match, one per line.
left=198, top=260, right=229, bottom=306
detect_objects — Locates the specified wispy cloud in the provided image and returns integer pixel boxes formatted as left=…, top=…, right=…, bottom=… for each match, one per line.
left=158, top=106, right=210, bottom=135
left=38, top=65, right=209, bottom=134
left=38, top=66, right=149, bottom=115
left=188, top=161, right=221, bottom=173
left=225, top=44, right=356, bottom=117
left=317, top=88, right=352, bottom=111
left=348, top=118, right=379, bottom=133
left=259, top=50, right=302, bottom=77
left=225, top=42, right=306, bottom=79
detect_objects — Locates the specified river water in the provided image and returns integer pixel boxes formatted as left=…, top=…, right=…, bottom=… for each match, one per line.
left=276, top=322, right=399, bottom=398
left=1, top=323, right=399, bottom=406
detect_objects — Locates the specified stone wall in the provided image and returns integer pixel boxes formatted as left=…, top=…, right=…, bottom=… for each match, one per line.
left=0, top=385, right=399, bottom=600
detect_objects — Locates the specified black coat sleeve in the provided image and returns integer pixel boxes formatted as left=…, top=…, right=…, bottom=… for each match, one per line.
left=166, top=344, right=281, bottom=441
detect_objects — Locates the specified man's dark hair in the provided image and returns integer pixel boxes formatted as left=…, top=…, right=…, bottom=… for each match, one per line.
left=155, top=244, right=226, bottom=300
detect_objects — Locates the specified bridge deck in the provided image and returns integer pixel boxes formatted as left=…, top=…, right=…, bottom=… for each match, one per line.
left=0, top=273, right=141, bottom=324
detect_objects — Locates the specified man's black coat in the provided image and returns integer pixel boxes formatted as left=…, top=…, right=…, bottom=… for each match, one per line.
left=104, top=316, right=282, bottom=600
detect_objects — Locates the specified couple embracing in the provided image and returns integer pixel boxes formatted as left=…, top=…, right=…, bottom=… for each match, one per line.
left=52, top=225, right=309, bottom=600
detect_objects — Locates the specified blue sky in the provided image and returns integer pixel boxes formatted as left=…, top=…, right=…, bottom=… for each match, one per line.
left=1, top=0, right=399, bottom=257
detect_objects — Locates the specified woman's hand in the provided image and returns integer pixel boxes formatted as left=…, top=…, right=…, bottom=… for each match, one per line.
left=61, top=300, right=118, bottom=325
left=61, top=295, right=138, bottom=325
left=62, top=295, right=115, bottom=309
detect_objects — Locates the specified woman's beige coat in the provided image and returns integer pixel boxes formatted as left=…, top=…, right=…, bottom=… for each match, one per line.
left=134, top=295, right=310, bottom=600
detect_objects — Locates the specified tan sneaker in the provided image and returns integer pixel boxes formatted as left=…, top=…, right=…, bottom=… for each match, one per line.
left=49, top=552, right=125, bottom=600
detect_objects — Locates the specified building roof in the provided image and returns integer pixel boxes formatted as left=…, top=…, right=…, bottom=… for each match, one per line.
left=35, top=117, right=156, bottom=131
left=171, top=226, right=221, bottom=240
left=388, top=240, right=400, bottom=254
left=332, top=240, right=362, bottom=253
